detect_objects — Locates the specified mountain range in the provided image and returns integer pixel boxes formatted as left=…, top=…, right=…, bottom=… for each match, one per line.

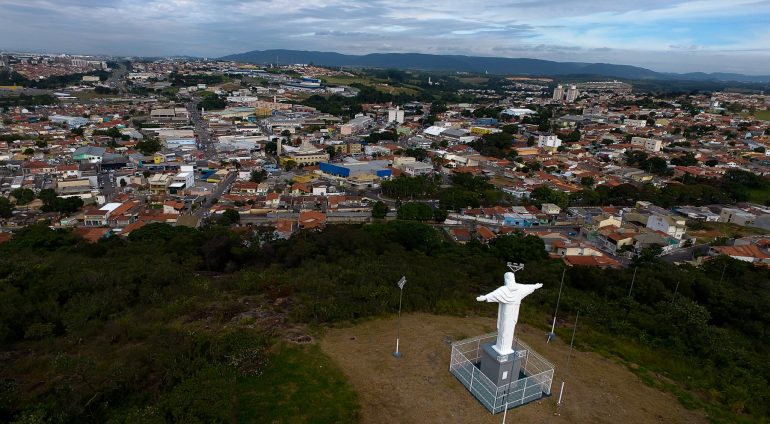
left=220, top=49, right=770, bottom=83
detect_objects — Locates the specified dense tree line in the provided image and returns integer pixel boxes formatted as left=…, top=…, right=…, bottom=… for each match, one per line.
left=0, top=94, right=58, bottom=108
left=469, top=131, right=516, bottom=159
left=382, top=174, right=504, bottom=210
left=197, top=92, right=227, bottom=111
left=1, top=220, right=769, bottom=422
left=170, top=72, right=225, bottom=86
left=532, top=169, right=770, bottom=209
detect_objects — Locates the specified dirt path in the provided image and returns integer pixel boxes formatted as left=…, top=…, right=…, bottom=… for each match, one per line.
left=319, top=313, right=707, bottom=424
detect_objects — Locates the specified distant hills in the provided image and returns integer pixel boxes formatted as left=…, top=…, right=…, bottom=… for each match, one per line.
left=220, top=49, right=770, bottom=83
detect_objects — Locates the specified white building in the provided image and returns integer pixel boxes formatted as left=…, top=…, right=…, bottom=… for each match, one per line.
left=537, top=134, right=562, bottom=151
left=501, top=108, right=536, bottom=117
left=50, top=115, right=89, bottom=128
left=402, top=162, right=434, bottom=176
left=647, top=214, right=687, bottom=240
left=340, top=115, right=374, bottom=135
left=624, top=119, right=648, bottom=128
left=566, top=85, right=579, bottom=103
left=387, top=107, right=405, bottom=124
left=553, top=85, right=564, bottom=101
left=173, top=171, right=195, bottom=189
left=631, top=137, right=662, bottom=152
left=719, top=208, right=756, bottom=226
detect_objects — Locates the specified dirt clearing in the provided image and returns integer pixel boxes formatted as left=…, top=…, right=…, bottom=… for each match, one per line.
left=319, top=313, right=707, bottom=424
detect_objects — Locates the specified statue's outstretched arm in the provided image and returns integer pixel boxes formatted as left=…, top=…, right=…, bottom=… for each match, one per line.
left=476, top=295, right=487, bottom=301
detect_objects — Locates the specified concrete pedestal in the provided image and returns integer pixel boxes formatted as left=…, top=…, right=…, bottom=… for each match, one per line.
left=479, top=343, right=522, bottom=386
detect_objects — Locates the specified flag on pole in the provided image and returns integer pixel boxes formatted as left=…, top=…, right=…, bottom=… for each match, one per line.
left=397, top=276, right=406, bottom=290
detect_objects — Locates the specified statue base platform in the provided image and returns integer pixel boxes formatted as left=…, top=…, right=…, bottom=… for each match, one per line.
left=450, top=333, right=555, bottom=414
left=479, top=342, right=523, bottom=386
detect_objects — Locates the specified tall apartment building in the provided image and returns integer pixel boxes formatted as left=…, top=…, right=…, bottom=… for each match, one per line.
left=566, top=85, right=579, bottom=102
left=553, top=85, right=564, bottom=101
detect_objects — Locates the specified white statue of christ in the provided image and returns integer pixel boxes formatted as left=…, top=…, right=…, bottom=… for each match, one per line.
left=477, top=272, right=542, bottom=355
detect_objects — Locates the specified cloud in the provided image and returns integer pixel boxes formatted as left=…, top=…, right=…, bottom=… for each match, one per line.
left=0, top=0, right=769, bottom=73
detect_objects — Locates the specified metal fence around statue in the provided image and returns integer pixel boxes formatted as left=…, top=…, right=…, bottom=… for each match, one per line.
left=449, top=333, right=555, bottom=414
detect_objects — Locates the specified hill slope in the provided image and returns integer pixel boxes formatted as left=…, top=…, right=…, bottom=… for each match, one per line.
left=220, top=49, right=770, bottom=82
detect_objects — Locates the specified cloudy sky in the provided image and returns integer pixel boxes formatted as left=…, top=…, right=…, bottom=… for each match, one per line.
left=2, top=0, right=770, bottom=74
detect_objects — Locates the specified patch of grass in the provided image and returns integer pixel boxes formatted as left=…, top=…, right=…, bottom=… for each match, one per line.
left=458, top=77, right=489, bottom=85
left=746, top=187, right=770, bottom=205
left=753, top=109, right=770, bottom=121
left=322, top=75, right=420, bottom=95
left=567, top=324, right=758, bottom=424
left=688, top=221, right=770, bottom=243
left=236, top=343, right=360, bottom=423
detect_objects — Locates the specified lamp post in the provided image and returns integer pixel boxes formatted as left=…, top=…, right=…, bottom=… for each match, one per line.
left=393, top=276, right=406, bottom=358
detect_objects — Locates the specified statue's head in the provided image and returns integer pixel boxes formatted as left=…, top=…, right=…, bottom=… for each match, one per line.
left=504, top=272, right=516, bottom=288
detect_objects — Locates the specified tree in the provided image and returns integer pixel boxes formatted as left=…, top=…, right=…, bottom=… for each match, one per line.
left=10, top=188, right=34, bottom=205
left=564, top=129, right=581, bottom=143
left=530, top=186, right=568, bottom=209
left=433, top=208, right=448, bottom=223
left=705, top=159, right=719, bottom=167
left=41, top=196, right=83, bottom=214
left=397, top=202, right=433, bottom=221
left=198, top=93, right=226, bottom=111
left=489, top=233, right=548, bottom=263
left=219, top=209, right=241, bottom=226
left=580, top=176, right=595, bottom=187
left=23, top=148, right=34, bottom=155
left=136, top=138, right=161, bottom=155
left=671, top=153, right=698, bottom=166
left=250, top=170, right=267, bottom=183
left=372, top=201, right=389, bottom=219
left=282, top=159, right=297, bottom=171
left=502, top=124, right=519, bottom=135
left=37, top=188, right=57, bottom=205
left=264, top=141, right=277, bottom=156
left=0, top=197, right=12, bottom=218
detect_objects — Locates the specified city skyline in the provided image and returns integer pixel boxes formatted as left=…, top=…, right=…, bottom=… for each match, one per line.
left=2, top=0, right=770, bottom=74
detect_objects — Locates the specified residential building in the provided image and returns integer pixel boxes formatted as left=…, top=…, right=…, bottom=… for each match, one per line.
left=631, top=137, right=662, bottom=152
left=647, top=214, right=687, bottom=240
left=553, top=85, right=564, bottom=101
left=148, top=174, right=173, bottom=195
left=719, top=208, right=755, bottom=226
left=537, top=133, right=562, bottom=152
left=387, top=107, right=405, bottom=124
left=565, top=85, right=579, bottom=103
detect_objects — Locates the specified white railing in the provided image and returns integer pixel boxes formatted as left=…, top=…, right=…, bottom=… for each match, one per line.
left=449, top=333, right=555, bottom=414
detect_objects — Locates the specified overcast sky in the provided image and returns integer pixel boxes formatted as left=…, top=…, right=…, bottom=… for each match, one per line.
left=2, top=0, right=770, bottom=74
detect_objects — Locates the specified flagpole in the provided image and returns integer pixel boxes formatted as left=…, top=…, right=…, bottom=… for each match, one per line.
left=394, top=276, right=406, bottom=358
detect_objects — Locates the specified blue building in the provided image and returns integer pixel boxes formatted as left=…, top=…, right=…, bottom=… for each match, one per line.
left=319, top=160, right=392, bottom=182
left=474, top=117, right=499, bottom=126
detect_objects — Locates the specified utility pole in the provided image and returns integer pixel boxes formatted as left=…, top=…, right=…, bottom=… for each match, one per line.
left=548, top=268, right=566, bottom=343
left=628, top=266, right=638, bottom=298
left=557, top=310, right=579, bottom=408
left=393, top=276, right=406, bottom=358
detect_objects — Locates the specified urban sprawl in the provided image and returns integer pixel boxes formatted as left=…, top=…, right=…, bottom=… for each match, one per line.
left=2, top=52, right=770, bottom=268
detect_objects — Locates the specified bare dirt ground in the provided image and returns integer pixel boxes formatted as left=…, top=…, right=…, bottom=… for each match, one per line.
left=319, top=313, right=707, bottom=424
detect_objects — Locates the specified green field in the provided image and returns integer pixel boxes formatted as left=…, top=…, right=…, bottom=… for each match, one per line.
left=747, top=187, right=770, bottom=205
left=322, top=75, right=420, bottom=95
left=457, top=77, right=489, bottom=85
left=236, top=344, right=360, bottom=423
left=753, top=109, right=770, bottom=121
